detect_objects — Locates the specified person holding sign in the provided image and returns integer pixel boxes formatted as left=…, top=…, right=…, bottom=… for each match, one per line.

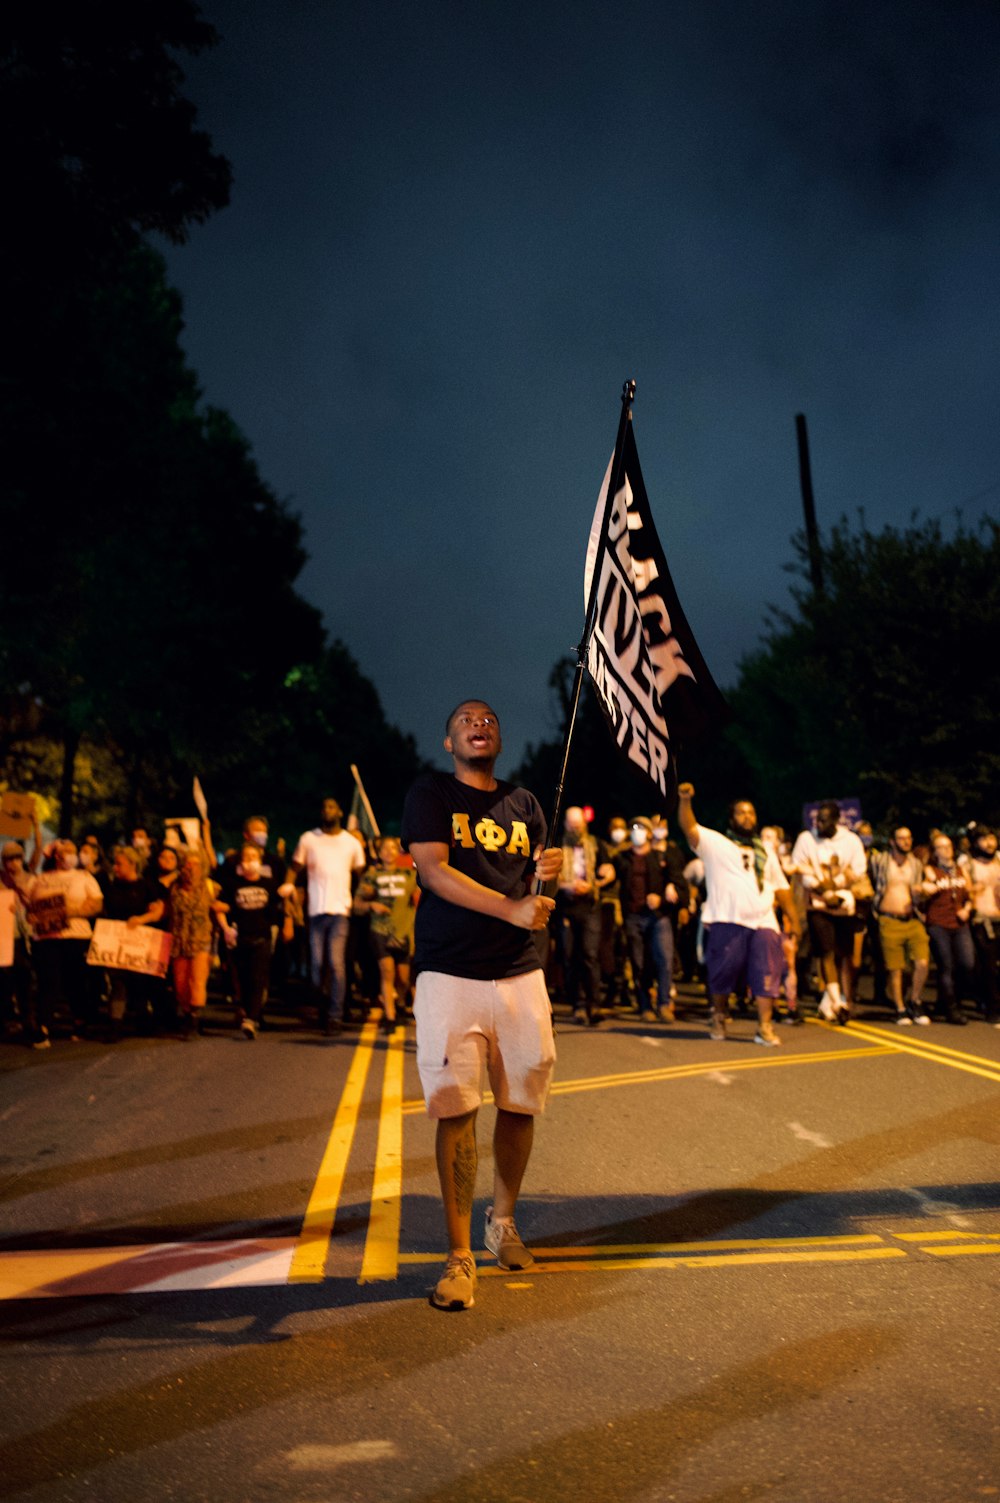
left=168, top=820, right=219, bottom=1038
left=102, top=847, right=165, bottom=1038
left=21, top=839, right=103, bottom=1047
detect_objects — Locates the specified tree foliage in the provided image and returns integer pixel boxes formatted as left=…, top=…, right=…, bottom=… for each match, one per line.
left=0, top=4, right=423, bottom=839
left=727, top=514, right=1000, bottom=834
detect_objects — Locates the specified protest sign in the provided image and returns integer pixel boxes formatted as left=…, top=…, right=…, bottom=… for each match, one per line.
left=86, top=920, right=172, bottom=978
left=192, top=777, right=208, bottom=821
left=29, top=892, right=67, bottom=937
left=0, top=889, right=16, bottom=968
left=165, top=817, right=201, bottom=851
left=0, top=792, right=36, bottom=840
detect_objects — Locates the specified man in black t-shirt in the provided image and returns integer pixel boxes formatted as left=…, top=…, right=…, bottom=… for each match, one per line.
left=401, top=699, right=561, bottom=1312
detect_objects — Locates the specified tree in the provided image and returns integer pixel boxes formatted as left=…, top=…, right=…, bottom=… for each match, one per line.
left=727, top=514, right=1000, bottom=834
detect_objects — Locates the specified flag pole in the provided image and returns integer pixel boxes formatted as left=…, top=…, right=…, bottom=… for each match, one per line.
left=539, top=378, right=636, bottom=864
left=350, top=763, right=381, bottom=840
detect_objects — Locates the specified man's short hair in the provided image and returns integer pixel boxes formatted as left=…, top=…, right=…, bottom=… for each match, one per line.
left=244, top=814, right=268, bottom=830
left=818, top=800, right=841, bottom=820
left=445, top=700, right=498, bottom=737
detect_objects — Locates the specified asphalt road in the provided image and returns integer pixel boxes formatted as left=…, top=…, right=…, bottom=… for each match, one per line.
left=1, top=986, right=999, bottom=1503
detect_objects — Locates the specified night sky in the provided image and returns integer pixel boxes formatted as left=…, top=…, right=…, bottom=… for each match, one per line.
left=163, top=0, right=1000, bottom=774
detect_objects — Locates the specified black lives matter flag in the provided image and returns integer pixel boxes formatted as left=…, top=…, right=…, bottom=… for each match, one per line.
left=583, top=422, right=728, bottom=800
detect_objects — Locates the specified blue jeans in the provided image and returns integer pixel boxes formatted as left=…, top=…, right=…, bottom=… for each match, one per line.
left=928, top=923, right=975, bottom=1011
left=308, top=914, right=350, bottom=1020
left=623, top=911, right=674, bottom=1011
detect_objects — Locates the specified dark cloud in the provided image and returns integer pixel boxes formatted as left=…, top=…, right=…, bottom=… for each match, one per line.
left=162, top=0, right=1000, bottom=777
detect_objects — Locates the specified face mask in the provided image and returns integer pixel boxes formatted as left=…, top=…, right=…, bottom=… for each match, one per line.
left=631, top=830, right=647, bottom=849
left=609, top=829, right=627, bottom=845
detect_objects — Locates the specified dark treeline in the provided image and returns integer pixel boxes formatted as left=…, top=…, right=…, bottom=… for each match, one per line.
left=0, top=4, right=421, bottom=845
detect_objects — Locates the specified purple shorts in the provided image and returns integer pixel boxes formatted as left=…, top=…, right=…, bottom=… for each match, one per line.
left=705, top=923, right=785, bottom=1000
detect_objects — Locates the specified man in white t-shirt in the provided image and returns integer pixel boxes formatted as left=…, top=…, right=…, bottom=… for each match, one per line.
left=677, top=784, right=799, bottom=1046
left=790, top=801, right=868, bottom=1024
left=285, top=798, right=366, bottom=1033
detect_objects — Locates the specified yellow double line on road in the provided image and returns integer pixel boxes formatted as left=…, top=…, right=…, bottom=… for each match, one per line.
left=827, top=1018, right=1000, bottom=1085
left=292, top=1019, right=1000, bottom=1284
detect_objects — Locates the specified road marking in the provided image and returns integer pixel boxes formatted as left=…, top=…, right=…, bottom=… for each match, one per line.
left=474, top=1248, right=909, bottom=1273
left=288, top=1022, right=378, bottom=1283
left=0, top=1239, right=297, bottom=1300
left=824, top=1019, right=1000, bottom=1084
left=399, top=1234, right=887, bottom=1262
left=400, top=1044, right=894, bottom=1114
left=358, top=1028, right=405, bottom=1282
left=788, top=1121, right=833, bottom=1149
left=285, top=1441, right=398, bottom=1469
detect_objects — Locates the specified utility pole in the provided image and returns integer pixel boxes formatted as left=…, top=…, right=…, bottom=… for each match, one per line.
left=795, top=413, right=825, bottom=597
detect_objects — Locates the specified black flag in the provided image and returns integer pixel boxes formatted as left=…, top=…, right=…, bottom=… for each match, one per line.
left=583, top=422, right=728, bottom=800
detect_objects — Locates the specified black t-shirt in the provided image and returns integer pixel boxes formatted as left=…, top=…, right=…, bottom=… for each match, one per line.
left=400, top=770, right=546, bottom=980
left=104, top=876, right=159, bottom=923
left=218, top=869, right=279, bottom=943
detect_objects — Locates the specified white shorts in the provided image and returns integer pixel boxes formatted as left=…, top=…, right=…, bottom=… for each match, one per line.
left=413, top=969, right=556, bottom=1119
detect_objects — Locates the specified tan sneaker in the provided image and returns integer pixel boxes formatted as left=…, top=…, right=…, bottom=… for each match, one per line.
left=431, top=1251, right=477, bottom=1311
left=484, top=1206, right=536, bottom=1270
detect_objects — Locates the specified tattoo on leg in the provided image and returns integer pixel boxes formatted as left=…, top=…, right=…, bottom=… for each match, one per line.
left=452, top=1126, right=478, bottom=1216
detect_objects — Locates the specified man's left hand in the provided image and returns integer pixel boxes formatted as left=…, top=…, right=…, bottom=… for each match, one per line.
left=533, top=847, right=562, bottom=884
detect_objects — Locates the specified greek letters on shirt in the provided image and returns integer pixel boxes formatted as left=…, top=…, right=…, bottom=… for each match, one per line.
left=400, top=769, right=547, bottom=980
left=451, top=812, right=532, bottom=858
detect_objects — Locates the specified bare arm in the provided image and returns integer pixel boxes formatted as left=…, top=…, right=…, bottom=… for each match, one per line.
left=676, top=783, right=700, bottom=849
left=409, top=841, right=555, bottom=931
left=126, top=899, right=164, bottom=929
left=776, top=886, right=800, bottom=938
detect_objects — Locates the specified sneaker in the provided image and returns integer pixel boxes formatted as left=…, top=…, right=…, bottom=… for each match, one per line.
left=430, top=1251, right=477, bottom=1311
left=895, top=1011, right=913, bottom=1026
left=709, top=1016, right=727, bottom=1041
left=639, top=1009, right=657, bottom=1023
left=31, top=1026, right=51, bottom=1051
left=241, top=1018, right=257, bottom=1040
left=657, top=1003, right=676, bottom=1023
left=946, top=1007, right=968, bottom=1026
left=818, top=990, right=838, bottom=1022
left=836, top=1005, right=850, bottom=1026
left=572, top=1008, right=589, bottom=1025
left=754, top=1027, right=781, bottom=1047
left=781, top=1009, right=805, bottom=1026
left=484, top=1206, right=535, bottom=1270
left=914, top=1012, right=931, bottom=1026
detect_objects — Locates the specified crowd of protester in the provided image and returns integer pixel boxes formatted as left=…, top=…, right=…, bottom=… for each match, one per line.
left=1, top=791, right=999, bottom=1051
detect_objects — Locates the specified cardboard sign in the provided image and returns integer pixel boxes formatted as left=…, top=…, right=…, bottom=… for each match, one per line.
left=0, top=791, right=36, bottom=840
left=0, top=889, right=16, bottom=968
left=86, top=920, right=172, bottom=978
left=165, top=817, right=201, bottom=852
left=29, top=892, right=67, bottom=938
left=192, top=777, right=209, bottom=821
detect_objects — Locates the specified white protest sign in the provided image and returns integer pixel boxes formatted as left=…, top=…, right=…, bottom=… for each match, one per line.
left=86, top=920, right=172, bottom=978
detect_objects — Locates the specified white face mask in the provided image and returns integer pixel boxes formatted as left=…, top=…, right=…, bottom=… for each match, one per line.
left=609, top=828, right=627, bottom=845
left=631, top=830, right=648, bottom=849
